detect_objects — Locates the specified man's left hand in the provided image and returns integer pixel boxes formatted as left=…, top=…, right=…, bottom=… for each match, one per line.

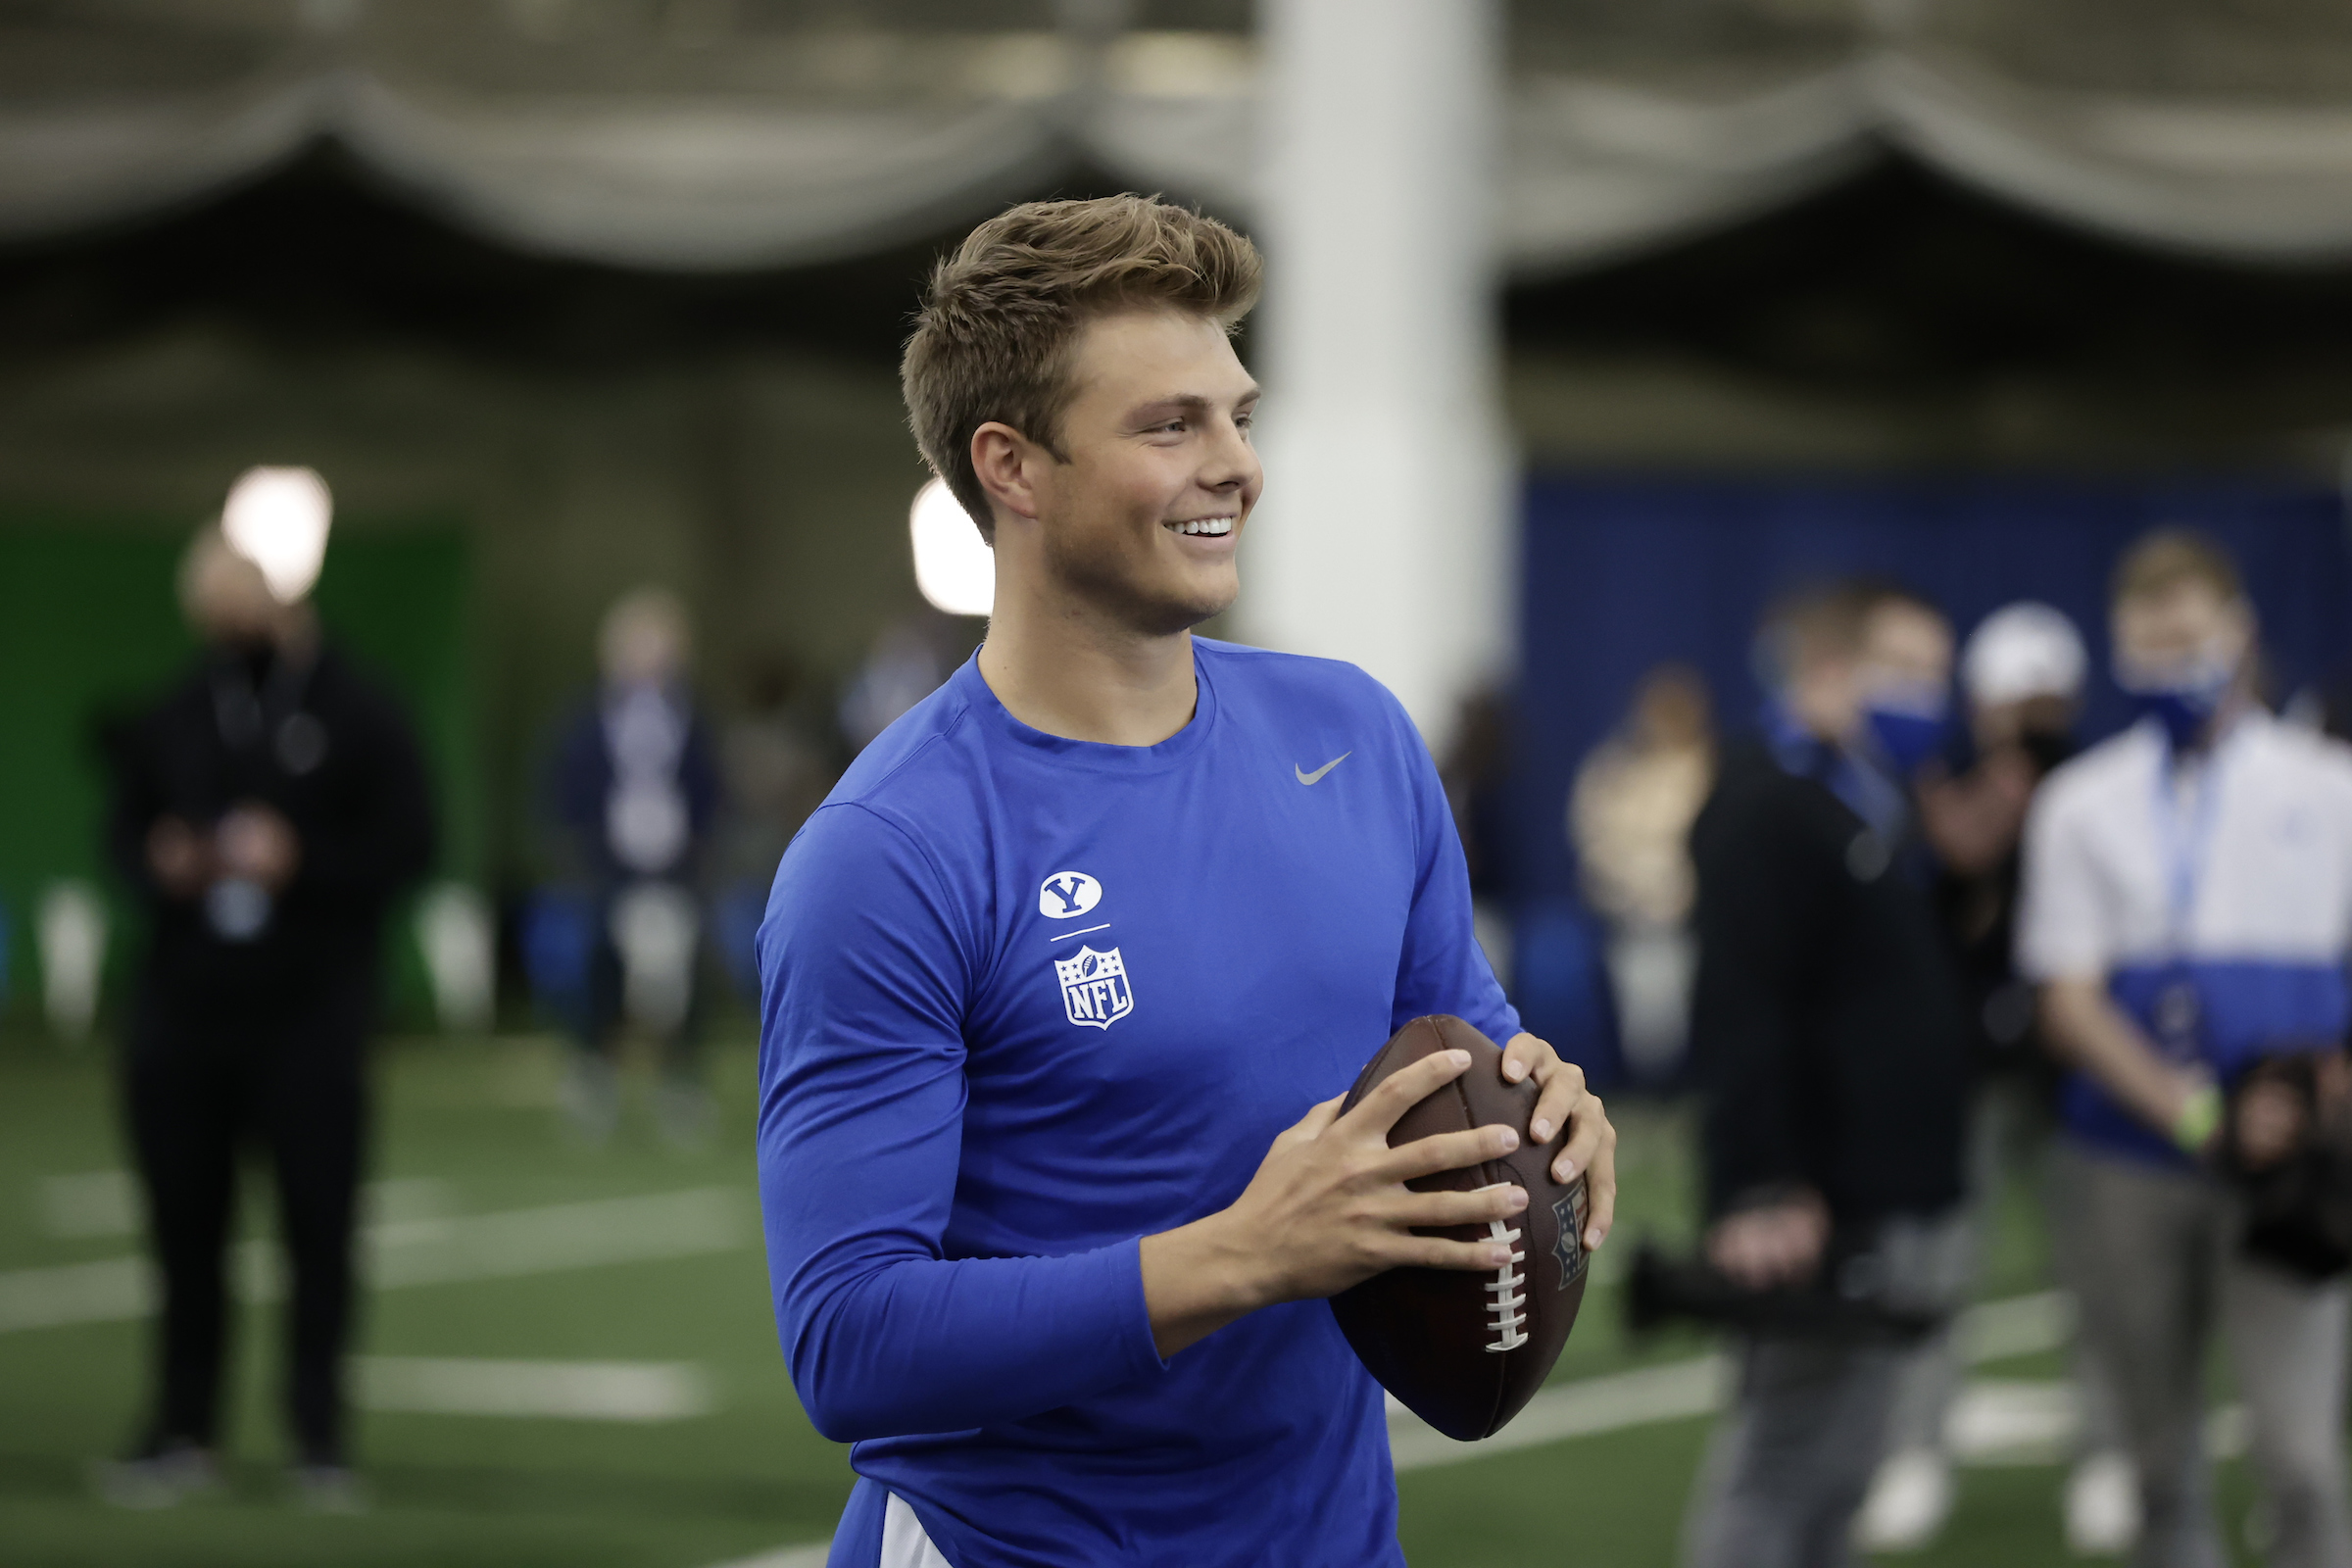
left=1500, top=1032, right=1617, bottom=1252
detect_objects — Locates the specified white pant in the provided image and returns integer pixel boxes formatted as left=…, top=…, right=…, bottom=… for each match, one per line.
left=882, top=1493, right=954, bottom=1568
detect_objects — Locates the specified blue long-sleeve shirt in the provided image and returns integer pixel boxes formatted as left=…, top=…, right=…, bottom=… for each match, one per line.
left=756, top=640, right=1519, bottom=1568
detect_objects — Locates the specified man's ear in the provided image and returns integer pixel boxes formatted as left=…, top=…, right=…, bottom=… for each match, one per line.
left=970, top=421, right=1042, bottom=530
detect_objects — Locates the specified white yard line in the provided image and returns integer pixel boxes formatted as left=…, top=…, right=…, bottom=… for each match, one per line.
left=703, top=1546, right=832, bottom=1568
left=355, top=1356, right=715, bottom=1422
left=0, top=1186, right=751, bottom=1333
left=692, top=1290, right=2082, bottom=1568
left=1389, top=1289, right=2073, bottom=1472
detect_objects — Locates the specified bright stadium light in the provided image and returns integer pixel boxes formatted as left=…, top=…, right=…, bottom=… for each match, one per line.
left=221, top=466, right=332, bottom=604
left=909, top=476, right=994, bottom=617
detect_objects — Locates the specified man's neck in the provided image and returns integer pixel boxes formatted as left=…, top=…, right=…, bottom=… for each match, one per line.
left=978, top=589, right=1200, bottom=748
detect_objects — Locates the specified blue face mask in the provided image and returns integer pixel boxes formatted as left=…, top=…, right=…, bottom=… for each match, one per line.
left=2115, top=650, right=2234, bottom=751
left=1863, top=705, right=1948, bottom=779
left=2124, top=676, right=2230, bottom=751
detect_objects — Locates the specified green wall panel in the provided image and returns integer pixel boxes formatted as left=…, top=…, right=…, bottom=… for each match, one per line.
left=0, top=518, right=478, bottom=1027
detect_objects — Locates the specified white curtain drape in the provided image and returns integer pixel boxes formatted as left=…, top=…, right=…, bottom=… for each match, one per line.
left=2, top=25, right=2349, bottom=274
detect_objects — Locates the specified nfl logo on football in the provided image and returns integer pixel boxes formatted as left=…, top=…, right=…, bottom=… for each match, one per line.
left=1054, top=946, right=1134, bottom=1030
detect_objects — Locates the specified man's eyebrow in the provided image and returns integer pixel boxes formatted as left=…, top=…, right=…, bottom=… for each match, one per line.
left=1126, top=386, right=1263, bottom=420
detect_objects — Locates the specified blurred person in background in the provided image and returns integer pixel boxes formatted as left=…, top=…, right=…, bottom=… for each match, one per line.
left=713, top=652, right=842, bottom=1002
left=2020, top=530, right=2352, bottom=1568
left=1682, top=579, right=1971, bottom=1568
left=1440, top=684, right=1517, bottom=986
left=837, top=609, right=968, bottom=755
left=99, top=521, right=433, bottom=1509
left=1859, top=603, right=2136, bottom=1553
left=549, top=586, right=722, bottom=1146
left=1571, top=662, right=1714, bottom=1082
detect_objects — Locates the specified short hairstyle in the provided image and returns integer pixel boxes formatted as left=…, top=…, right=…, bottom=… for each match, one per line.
left=2111, top=526, right=2244, bottom=609
left=902, top=194, right=1262, bottom=542
left=1755, top=575, right=1939, bottom=687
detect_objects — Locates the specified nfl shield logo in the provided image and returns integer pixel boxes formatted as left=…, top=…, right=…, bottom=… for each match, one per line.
left=1054, top=946, right=1134, bottom=1030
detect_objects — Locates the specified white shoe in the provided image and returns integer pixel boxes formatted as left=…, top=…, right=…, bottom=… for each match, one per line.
left=292, top=1463, right=368, bottom=1515
left=2065, top=1451, right=2140, bottom=1556
left=92, top=1444, right=222, bottom=1510
left=1856, top=1447, right=1954, bottom=1551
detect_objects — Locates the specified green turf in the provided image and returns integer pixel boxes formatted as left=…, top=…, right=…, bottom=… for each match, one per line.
left=0, top=1029, right=2298, bottom=1566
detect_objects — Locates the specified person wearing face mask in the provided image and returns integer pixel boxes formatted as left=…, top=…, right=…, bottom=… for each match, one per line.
left=2020, top=529, right=2352, bottom=1568
left=1861, top=603, right=2148, bottom=1555
left=98, top=518, right=434, bottom=1510
left=547, top=588, right=722, bottom=1145
left=1681, top=578, right=1972, bottom=1568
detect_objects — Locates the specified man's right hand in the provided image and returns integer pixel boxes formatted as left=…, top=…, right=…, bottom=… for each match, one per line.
left=146, top=815, right=210, bottom=898
left=1706, top=1189, right=1830, bottom=1291
left=1139, top=1047, right=1529, bottom=1358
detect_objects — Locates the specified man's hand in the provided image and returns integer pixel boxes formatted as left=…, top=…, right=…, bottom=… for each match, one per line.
left=2235, top=1076, right=2307, bottom=1171
left=215, top=802, right=300, bottom=891
left=1499, top=1031, right=1617, bottom=1253
left=146, top=815, right=211, bottom=899
left=1706, top=1190, right=1829, bottom=1291
left=1140, top=1047, right=1528, bottom=1358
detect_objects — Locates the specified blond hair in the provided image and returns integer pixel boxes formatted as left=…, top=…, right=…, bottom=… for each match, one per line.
left=2111, top=526, right=2244, bottom=609
left=901, top=194, right=1261, bottom=542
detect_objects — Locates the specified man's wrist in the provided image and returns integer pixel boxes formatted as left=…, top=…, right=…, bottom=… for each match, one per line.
left=2173, top=1083, right=2223, bottom=1153
left=1139, top=1210, right=1277, bottom=1358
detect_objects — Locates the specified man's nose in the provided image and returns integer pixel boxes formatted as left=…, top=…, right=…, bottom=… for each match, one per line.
left=1201, top=417, right=1259, bottom=492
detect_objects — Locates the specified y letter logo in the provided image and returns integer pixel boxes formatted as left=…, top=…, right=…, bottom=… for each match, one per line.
left=1037, top=871, right=1103, bottom=919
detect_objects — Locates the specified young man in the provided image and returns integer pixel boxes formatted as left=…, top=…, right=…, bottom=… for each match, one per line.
left=1681, top=579, right=1971, bottom=1568
left=2021, top=530, right=2352, bottom=1568
left=756, top=195, right=1617, bottom=1567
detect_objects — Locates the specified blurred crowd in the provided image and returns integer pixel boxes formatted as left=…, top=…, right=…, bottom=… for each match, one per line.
left=1561, top=529, right=2352, bottom=1568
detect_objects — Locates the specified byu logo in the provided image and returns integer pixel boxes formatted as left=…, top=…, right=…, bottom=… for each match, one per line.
left=1550, top=1186, right=1589, bottom=1289
left=1038, top=870, right=1102, bottom=919
left=1054, top=946, right=1134, bottom=1030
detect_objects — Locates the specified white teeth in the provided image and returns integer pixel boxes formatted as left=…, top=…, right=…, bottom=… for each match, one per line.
left=1169, top=517, right=1234, bottom=537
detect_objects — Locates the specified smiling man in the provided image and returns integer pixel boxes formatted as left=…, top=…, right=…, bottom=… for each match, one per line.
left=755, top=196, right=1617, bottom=1568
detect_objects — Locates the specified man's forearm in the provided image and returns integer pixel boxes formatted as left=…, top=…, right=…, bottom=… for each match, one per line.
left=1139, top=1211, right=1274, bottom=1358
left=2038, top=976, right=2204, bottom=1136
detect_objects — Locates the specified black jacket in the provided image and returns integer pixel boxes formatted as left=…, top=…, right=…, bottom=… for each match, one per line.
left=106, top=642, right=436, bottom=1026
left=1688, top=737, right=1967, bottom=1226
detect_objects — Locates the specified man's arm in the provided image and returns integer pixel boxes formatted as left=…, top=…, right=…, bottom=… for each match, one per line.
left=2014, top=768, right=2213, bottom=1149
left=1688, top=786, right=1829, bottom=1287
left=2038, top=976, right=2212, bottom=1146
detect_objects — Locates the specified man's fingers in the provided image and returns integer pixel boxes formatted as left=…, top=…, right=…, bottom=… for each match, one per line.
left=1283, top=1094, right=1347, bottom=1143
left=1347, top=1049, right=1472, bottom=1134
left=1382, top=1123, right=1518, bottom=1182
left=1499, top=1031, right=1548, bottom=1086
left=1387, top=1181, right=1528, bottom=1232
left=1550, top=1092, right=1606, bottom=1184
left=1581, top=1136, right=1618, bottom=1250
left=1387, top=1233, right=1521, bottom=1274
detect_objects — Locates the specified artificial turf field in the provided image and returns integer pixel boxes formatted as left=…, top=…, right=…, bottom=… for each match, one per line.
left=0, top=1025, right=2296, bottom=1567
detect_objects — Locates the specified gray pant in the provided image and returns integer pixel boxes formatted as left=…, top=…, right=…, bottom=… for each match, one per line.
left=1682, top=1212, right=1973, bottom=1568
left=2053, top=1141, right=2352, bottom=1568
left=1881, top=1077, right=2127, bottom=1463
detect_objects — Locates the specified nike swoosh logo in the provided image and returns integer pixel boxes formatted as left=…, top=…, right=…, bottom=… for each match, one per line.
left=1295, top=752, right=1351, bottom=786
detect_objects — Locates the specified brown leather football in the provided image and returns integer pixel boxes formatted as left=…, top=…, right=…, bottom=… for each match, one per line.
left=1328, top=1015, right=1592, bottom=1442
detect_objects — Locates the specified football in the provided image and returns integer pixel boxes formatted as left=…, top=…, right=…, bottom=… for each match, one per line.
left=1328, top=1015, right=1592, bottom=1442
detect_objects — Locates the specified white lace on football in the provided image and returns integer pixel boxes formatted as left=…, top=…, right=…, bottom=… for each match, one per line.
left=1483, top=1204, right=1529, bottom=1353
